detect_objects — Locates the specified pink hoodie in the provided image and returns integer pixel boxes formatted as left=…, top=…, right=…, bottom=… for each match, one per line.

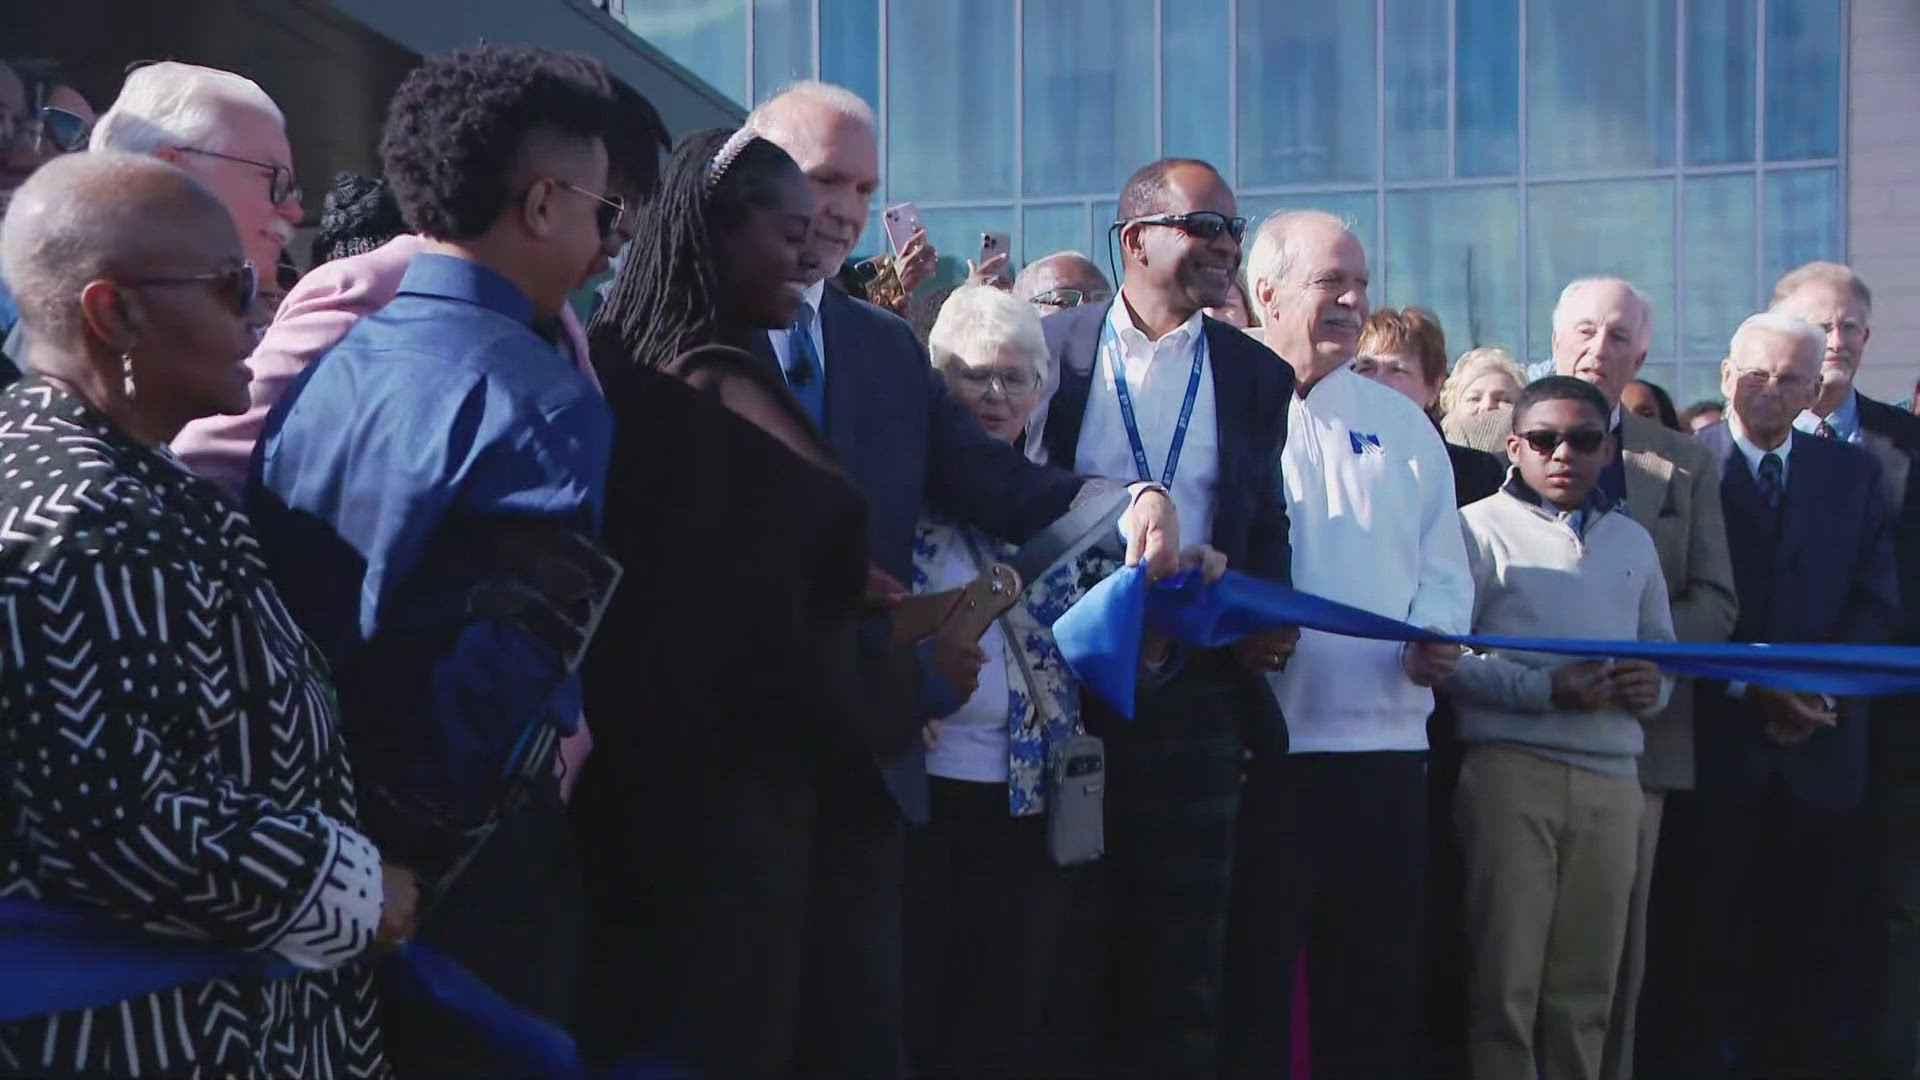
left=171, top=234, right=601, bottom=797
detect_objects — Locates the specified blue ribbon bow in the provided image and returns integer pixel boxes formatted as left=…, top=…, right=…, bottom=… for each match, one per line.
left=1052, top=567, right=1920, bottom=718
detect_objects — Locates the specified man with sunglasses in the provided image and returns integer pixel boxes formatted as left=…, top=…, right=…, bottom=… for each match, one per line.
left=1544, top=277, right=1737, bottom=1080
left=245, top=46, right=622, bottom=1075
left=1445, top=374, right=1675, bottom=1080
left=0, top=60, right=94, bottom=376
left=1012, top=249, right=1113, bottom=317
left=1224, top=209, right=1473, bottom=1080
left=90, top=62, right=301, bottom=290
left=1033, top=157, right=1297, bottom=1077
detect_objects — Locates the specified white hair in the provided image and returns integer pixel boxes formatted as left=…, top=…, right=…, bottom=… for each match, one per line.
left=1550, top=276, right=1653, bottom=343
left=1730, top=311, right=1825, bottom=367
left=745, top=79, right=875, bottom=133
left=90, top=62, right=283, bottom=156
left=1246, top=209, right=1355, bottom=295
left=928, top=284, right=1051, bottom=390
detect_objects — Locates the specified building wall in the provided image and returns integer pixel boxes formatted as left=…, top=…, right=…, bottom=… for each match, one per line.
left=1847, top=0, right=1920, bottom=406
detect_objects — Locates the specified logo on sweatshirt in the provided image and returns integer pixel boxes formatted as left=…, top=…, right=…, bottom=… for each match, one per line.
left=1349, top=431, right=1383, bottom=456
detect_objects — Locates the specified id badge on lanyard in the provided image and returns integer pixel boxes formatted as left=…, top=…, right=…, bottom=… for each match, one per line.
left=1100, top=322, right=1208, bottom=488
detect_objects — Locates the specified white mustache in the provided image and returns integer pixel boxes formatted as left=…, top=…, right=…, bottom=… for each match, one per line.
left=264, top=216, right=297, bottom=247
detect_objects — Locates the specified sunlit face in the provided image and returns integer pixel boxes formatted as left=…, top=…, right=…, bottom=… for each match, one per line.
left=755, top=99, right=880, bottom=286
left=1126, top=163, right=1242, bottom=311
left=942, top=345, right=1044, bottom=443
left=161, top=103, right=303, bottom=275
left=1456, top=368, right=1521, bottom=416
left=1721, top=329, right=1820, bottom=448
left=1256, top=220, right=1369, bottom=371
left=1507, top=397, right=1614, bottom=510
left=1353, top=350, right=1437, bottom=410
left=1772, top=278, right=1870, bottom=398
left=1552, top=280, right=1650, bottom=407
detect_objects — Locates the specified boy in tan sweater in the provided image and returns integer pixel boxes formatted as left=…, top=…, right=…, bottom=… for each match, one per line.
left=1445, top=375, right=1676, bottom=1080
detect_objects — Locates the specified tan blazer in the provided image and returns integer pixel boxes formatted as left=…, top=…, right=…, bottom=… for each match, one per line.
left=1619, top=410, right=1740, bottom=790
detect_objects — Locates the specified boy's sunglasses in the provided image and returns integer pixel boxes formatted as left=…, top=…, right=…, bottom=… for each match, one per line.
left=1518, top=428, right=1608, bottom=455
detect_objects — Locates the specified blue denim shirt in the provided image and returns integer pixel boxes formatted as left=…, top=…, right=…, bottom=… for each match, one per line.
left=249, top=253, right=612, bottom=829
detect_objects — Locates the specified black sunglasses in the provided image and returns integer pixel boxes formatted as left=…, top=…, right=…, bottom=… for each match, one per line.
left=115, top=262, right=258, bottom=318
left=1126, top=210, right=1248, bottom=244
left=557, top=181, right=627, bottom=239
left=1518, top=428, right=1608, bottom=455
left=173, top=146, right=301, bottom=207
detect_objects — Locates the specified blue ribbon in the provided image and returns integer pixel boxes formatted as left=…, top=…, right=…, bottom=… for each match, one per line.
left=0, top=899, right=682, bottom=1079
left=1053, top=567, right=1920, bottom=718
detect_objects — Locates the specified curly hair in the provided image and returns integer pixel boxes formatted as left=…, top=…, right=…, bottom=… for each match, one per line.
left=590, top=127, right=804, bottom=374
left=311, top=173, right=407, bottom=265
left=379, top=46, right=615, bottom=241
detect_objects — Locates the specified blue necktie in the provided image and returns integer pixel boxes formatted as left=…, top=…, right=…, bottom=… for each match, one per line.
left=1758, top=452, right=1785, bottom=513
left=786, top=302, right=825, bottom=430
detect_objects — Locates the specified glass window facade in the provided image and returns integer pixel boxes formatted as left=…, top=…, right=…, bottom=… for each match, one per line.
left=632, top=0, right=1847, bottom=382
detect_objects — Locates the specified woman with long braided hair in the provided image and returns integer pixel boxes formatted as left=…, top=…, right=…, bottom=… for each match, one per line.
left=570, top=129, right=909, bottom=1076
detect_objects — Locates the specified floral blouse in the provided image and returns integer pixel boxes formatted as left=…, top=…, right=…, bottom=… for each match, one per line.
left=911, top=514, right=1121, bottom=816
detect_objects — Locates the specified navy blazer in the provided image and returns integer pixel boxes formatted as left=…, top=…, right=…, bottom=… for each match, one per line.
left=1041, top=302, right=1296, bottom=752
left=1857, top=394, right=1920, bottom=643
left=749, top=285, right=1085, bottom=581
left=1693, top=424, right=1899, bottom=811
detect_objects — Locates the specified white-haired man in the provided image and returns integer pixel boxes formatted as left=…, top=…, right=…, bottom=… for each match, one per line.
left=1774, top=262, right=1920, bottom=1076
left=1546, top=276, right=1738, bottom=1080
left=91, top=61, right=302, bottom=279
left=1222, top=208, right=1473, bottom=1080
left=1688, top=311, right=1896, bottom=1077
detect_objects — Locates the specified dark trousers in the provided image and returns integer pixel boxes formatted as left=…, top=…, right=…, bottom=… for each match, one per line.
left=383, top=778, right=585, bottom=1078
left=574, top=752, right=904, bottom=1080
left=1222, top=750, right=1430, bottom=1080
left=904, top=777, right=1080, bottom=1078
left=1420, top=705, right=1471, bottom=1080
left=1089, top=658, right=1249, bottom=1079
left=1872, top=695, right=1920, bottom=1078
left=1686, top=776, right=1869, bottom=1079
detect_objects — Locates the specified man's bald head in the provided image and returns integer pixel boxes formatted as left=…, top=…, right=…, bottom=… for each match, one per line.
left=1013, top=251, right=1113, bottom=313
left=2, top=150, right=237, bottom=346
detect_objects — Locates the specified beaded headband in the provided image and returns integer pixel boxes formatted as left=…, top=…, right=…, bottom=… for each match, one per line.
left=704, top=128, right=758, bottom=194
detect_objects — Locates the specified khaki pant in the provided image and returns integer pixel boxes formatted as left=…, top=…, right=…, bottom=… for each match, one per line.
left=1600, top=787, right=1664, bottom=1080
left=1456, top=745, right=1643, bottom=1080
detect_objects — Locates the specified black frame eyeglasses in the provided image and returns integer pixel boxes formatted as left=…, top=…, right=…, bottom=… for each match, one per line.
left=1125, top=210, right=1248, bottom=244
left=173, top=146, right=301, bottom=208
left=1518, top=428, right=1608, bottom=456
left=113, top=262, right=258, bottom=318
left=557, top=181, right=627, bottom=239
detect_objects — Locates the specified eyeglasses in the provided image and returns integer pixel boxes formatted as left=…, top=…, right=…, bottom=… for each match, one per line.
left=1125, top=210, right=1248, bottom=244
left=113, top=262, right=258, bottom=318
left=948, top=363, right=1039, bottom=399
left=1518, top=428, right=1608, bottom=456
left=556, top=181, right=627, bottom=239
left=1732, top=368, right=1815, bottom=393
left=173, top=146, right=301, bottom=207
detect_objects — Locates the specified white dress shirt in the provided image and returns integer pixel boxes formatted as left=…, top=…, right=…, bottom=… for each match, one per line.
left=1070, top=300, right=1220, bottom=547
left=769, top=279, right=830, bottom=385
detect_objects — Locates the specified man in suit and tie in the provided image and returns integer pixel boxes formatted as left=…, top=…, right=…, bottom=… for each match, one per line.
left=1774, top=261, right=1920, bottom=1076
left=1549, top=276, right=1740, bottom=1079
left=741, top=82, right=1185, bottom=1078
left=1690, top=312, right=1899, bottom=1077
left=1033, top=158, right=1297, bottom=1078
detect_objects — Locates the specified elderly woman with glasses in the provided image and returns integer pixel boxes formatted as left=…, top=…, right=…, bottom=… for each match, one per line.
left=903, top=284, right=1221, bottom=1077
left=0, top=151, right=412, bottom=1079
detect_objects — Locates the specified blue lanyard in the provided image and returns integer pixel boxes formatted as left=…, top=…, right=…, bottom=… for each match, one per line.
left=1101, top=320, right=1208, bottom=488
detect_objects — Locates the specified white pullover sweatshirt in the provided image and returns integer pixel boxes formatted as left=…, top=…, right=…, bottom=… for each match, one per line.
left=1270, top=365, right=1475, bottom=753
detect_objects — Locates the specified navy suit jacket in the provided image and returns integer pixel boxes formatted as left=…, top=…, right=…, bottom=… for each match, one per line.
left=1693, top=424, right=1899, bottom=811
left=748, top=285, right=1086, bottom=820
left=1040, top=302, right=1296, bottom=753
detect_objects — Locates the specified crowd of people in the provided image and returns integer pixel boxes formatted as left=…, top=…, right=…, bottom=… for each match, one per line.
left=0, top=40, right=1916, bottom=1080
